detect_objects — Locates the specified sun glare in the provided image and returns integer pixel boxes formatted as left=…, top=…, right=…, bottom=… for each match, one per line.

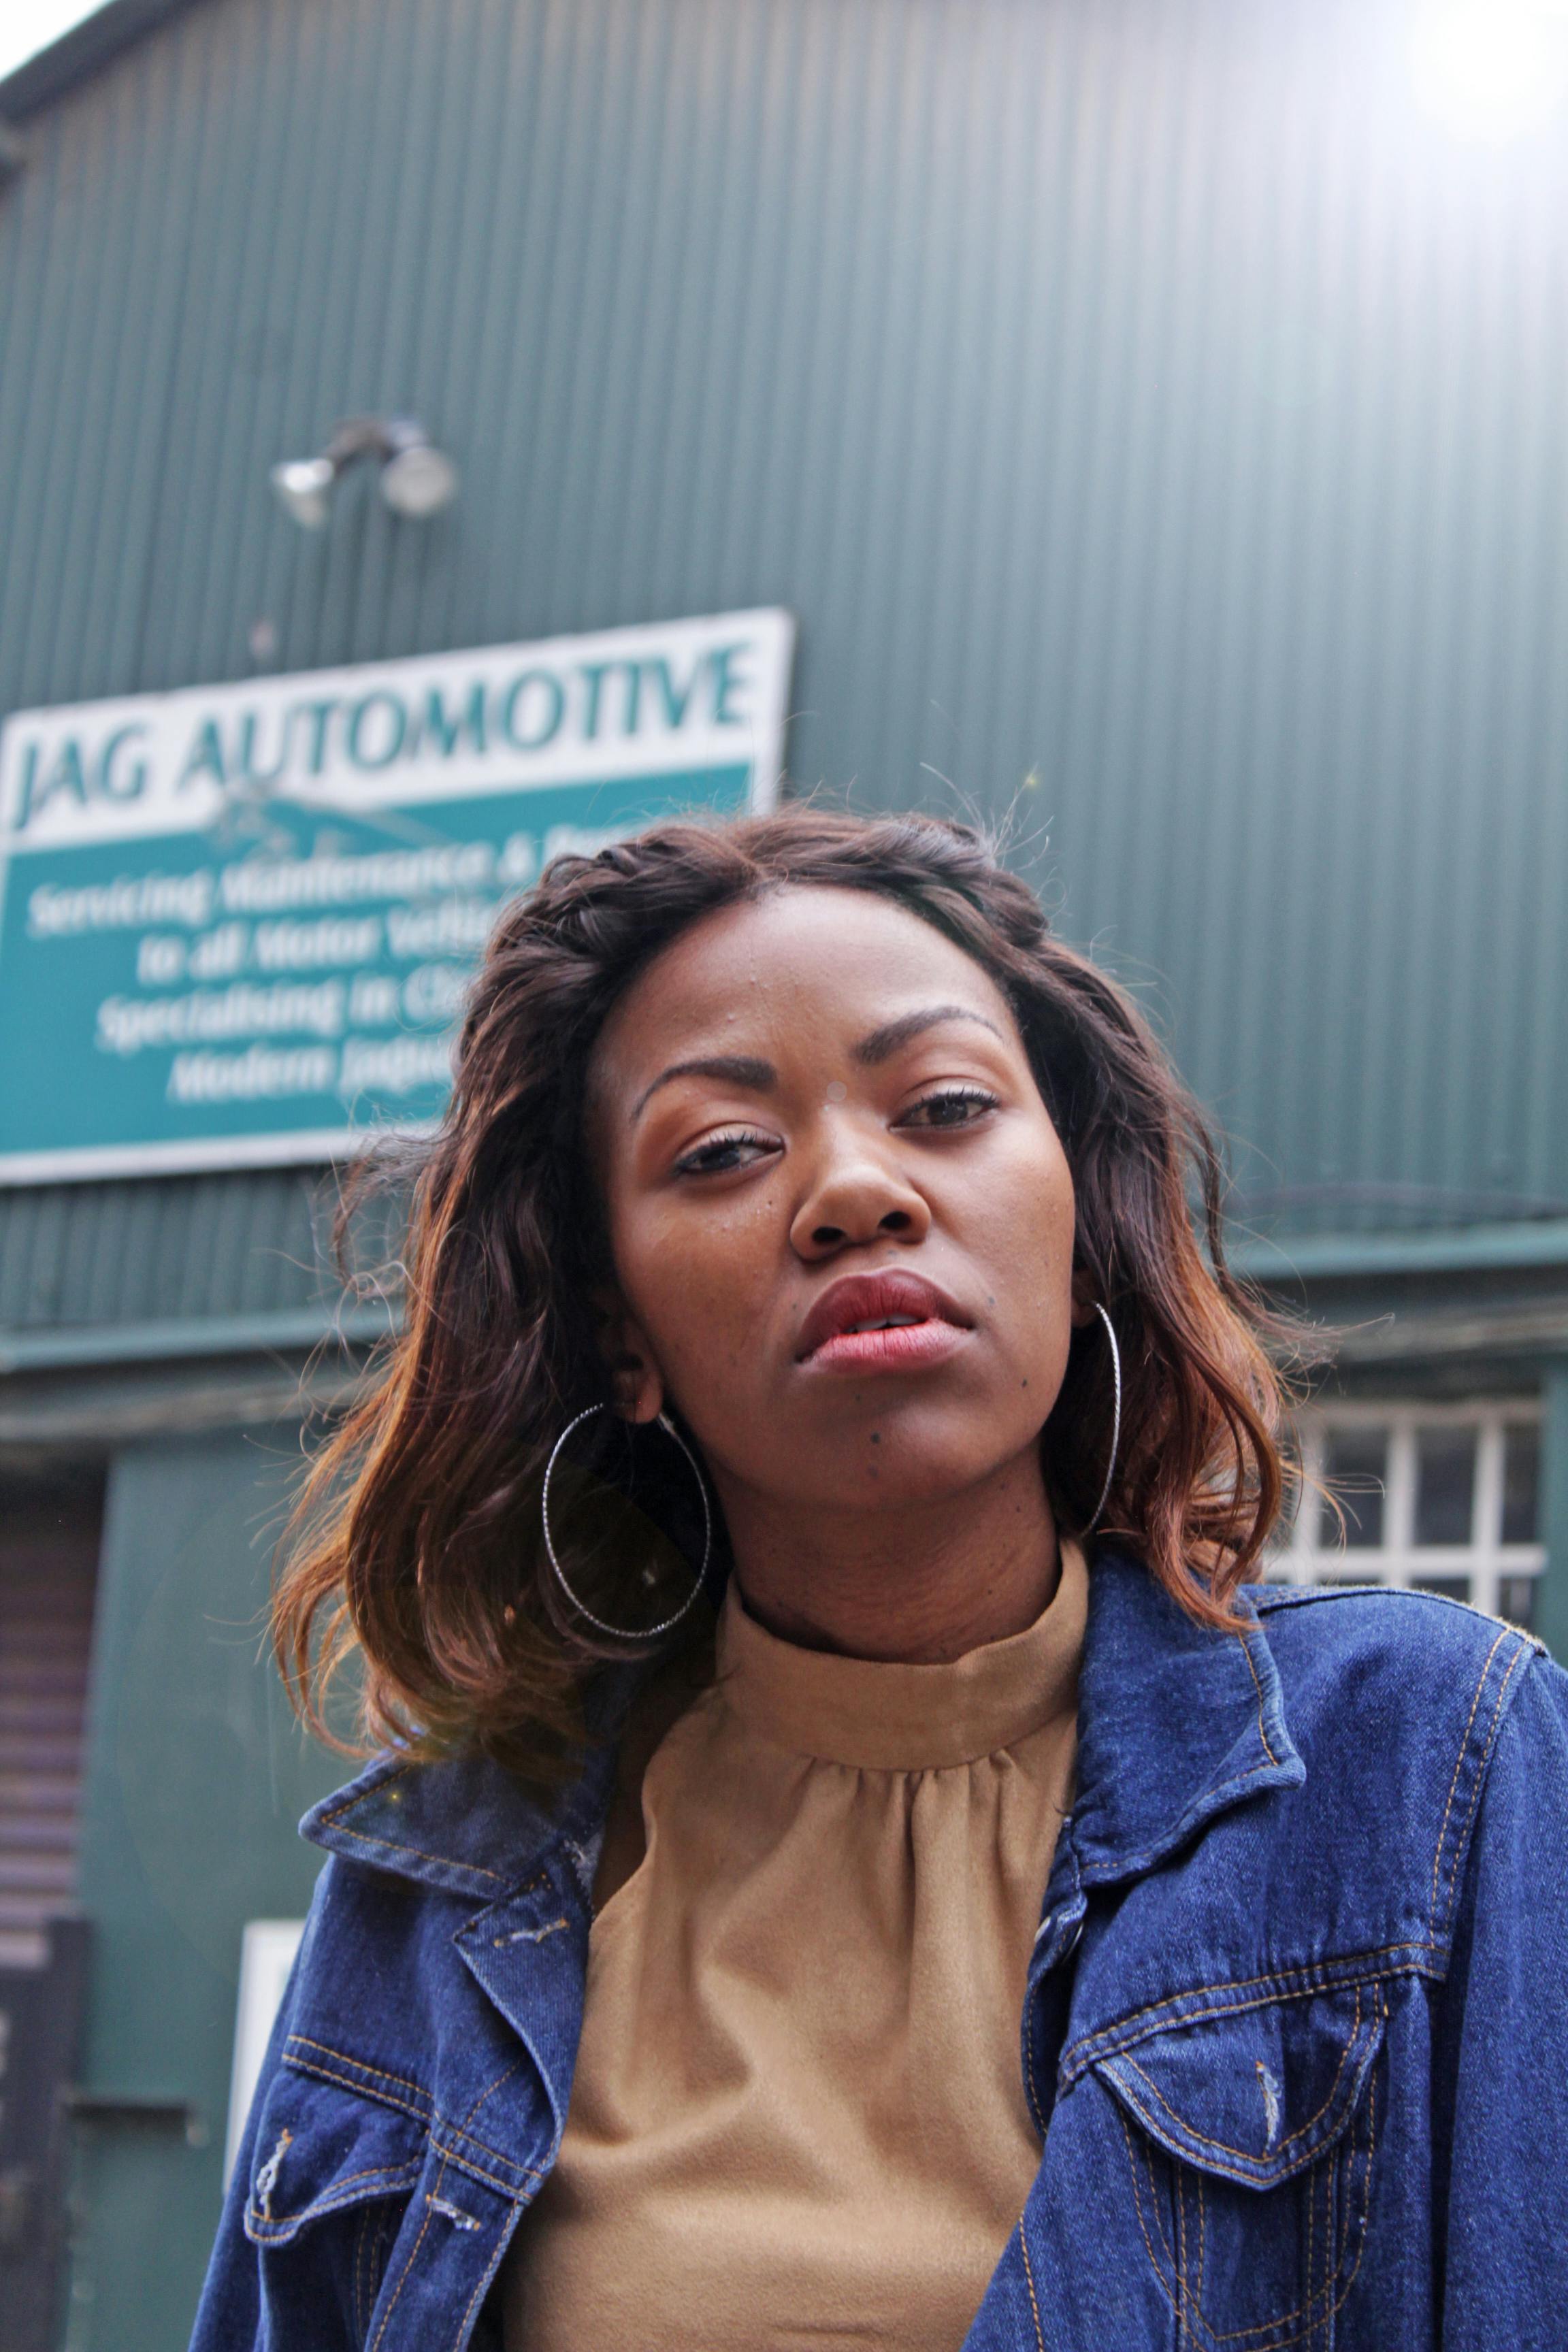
left=1409, top=0, right=1568, bottom=142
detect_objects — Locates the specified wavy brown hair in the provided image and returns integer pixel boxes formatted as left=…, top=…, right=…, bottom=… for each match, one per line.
left=277, top=806, right=1297, bottom=1780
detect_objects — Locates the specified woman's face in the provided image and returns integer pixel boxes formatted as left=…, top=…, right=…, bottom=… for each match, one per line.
left=589, top=885, right=1081, bottom=1525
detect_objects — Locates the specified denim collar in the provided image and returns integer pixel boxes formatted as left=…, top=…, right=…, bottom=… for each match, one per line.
left=302, top=1554, right=1303, bottom=1899
left=1067, top=1550, right=1304, bottom=1888
left=299, top=1680, right=630, bottom=1902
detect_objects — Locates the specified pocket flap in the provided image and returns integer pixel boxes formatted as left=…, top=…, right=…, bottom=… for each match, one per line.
left=243, top=2074, right=425, bottom=2244
left=1093, top=1982, right=1384, bottom=2188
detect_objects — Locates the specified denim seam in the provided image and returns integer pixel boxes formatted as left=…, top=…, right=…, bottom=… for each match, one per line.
left=1175, top=1997, right=1384, bottom=2351
left=1018, top=2224, right=1047, bottom=2352
left=453, top=2195, right=530, bottom=2352
left=367, top=2151, right=444, bottom=2352
left=319, top=1818, right=508, bottom=1888
left=282, top=2044, right=542, bottom=2189
left=1176, top=2157, right=1191, bottom=2343
left=286, top=2036, right=434, bottom=2114
left=353, top=2204, right=371, bottom=2341
left=1427, top=1627, right=1512, bottom=1932
left=427, top=2144, right=541, bottom=2198
left=1434, top=1641, right=1532, bottom=1942
left=245, top=2162, right=421, bottom=2243
left=1076, top=1760, right=1291, bottom=1884
left=1062, top=1943, right=1433, bottom=2079
left=1238, top=1631, right=1279, bottom=1768
left=1194, top=2167, right=1208, bottom=2334
left=1115, top=2102, right=1175, bottom=2304
left=1111, top=1984, right=1365, bottom=2171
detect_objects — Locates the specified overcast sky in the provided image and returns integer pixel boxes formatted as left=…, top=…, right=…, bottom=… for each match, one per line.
left=0, top=1, right=102, bottom=86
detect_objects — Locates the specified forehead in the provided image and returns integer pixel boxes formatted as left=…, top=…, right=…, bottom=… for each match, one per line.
left=593, top=883, right=1021, bottom=1081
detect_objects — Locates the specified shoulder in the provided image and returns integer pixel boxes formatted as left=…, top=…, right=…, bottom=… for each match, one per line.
left=1250, top=1578, right=1545, bottom=1737
left=1248, top=1582, right=1556, bottom=1944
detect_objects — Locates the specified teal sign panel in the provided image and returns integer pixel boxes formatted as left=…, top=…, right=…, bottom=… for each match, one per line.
left=0, top=611, right=794, bottom=1180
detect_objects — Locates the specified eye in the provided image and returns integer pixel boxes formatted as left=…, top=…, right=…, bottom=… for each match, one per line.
left=673, top=1126, right=781, bottom=1177
left=898, top=1084, right=1001, bottom=1131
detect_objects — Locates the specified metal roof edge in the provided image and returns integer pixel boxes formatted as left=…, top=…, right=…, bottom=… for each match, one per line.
left=1230, top=1220, right=1568, bottom=1284
left=0, top=1301, right=395, bottom=1373
left=0, top=0, right=204, bottom=124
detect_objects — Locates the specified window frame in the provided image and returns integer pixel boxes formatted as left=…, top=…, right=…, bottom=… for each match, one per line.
left=1273, top=1401, right=1545, bottom=1623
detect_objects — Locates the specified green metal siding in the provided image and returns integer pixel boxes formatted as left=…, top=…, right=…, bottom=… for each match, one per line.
left=67, top=1431, right=340, bottom=2349
left=0, top=1172, right=333, bottom=1337
left=2, top=0, right=1567, bottom=1270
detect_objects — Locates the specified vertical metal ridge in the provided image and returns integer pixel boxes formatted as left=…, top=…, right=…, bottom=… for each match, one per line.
left=1, top=0, right=1567, bottom=1267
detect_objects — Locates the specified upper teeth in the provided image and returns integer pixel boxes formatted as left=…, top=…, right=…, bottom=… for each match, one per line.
left=849, top=1316, right=921, bottom=1333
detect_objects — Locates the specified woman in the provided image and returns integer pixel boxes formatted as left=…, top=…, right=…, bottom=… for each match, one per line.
left=195, top=808, right=1568, bottom=2352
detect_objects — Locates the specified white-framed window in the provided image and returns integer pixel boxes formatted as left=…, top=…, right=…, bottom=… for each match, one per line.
left=1271, top=1402, right=1544, bottom=1628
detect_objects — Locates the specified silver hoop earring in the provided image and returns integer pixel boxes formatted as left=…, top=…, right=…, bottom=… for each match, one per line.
left=1084, top=1301, right=1122, bottom=1534
left=541, top=1403, right=711, bottom=1643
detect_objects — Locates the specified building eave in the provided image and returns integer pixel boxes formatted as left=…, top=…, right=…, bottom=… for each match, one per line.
left=0, top=0, right=206, bottom=124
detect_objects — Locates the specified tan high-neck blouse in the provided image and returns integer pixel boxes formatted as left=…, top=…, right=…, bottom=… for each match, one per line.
left=505, top=1540, right=1088, bottom=2352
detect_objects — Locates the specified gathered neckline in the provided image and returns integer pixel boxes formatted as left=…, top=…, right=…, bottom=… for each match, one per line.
left=713, top=1537, right=1087, bottom=1771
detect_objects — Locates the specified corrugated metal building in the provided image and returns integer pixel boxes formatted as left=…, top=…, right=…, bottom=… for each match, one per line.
left=1, top=0, right=1567, bottom=2342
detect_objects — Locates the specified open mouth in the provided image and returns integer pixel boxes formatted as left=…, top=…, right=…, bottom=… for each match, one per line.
left=795, top=1271, right=973, bottom=1372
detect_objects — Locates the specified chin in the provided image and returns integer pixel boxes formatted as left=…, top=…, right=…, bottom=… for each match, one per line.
left=808, top=1416, right=1041, bottom=1511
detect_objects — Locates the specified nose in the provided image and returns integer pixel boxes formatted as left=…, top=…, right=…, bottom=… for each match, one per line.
left=788, top=1130, right=932, bottom=1262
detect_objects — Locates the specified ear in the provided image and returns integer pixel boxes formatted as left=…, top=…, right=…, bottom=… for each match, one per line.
left=1069, top=1265, right=1098, bottom=1330
left=591, top=1286, right=666, bottom=1425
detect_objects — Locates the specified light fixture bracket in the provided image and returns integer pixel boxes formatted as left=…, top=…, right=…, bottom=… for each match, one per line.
left=270, top=414, right=458, bottom=527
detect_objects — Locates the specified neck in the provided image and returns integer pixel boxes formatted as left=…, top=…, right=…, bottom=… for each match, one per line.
left=715, top=1448, right=1062, bottom=1664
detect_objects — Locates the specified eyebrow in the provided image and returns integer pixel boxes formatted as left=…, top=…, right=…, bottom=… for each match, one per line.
left=851, top=1004, right=1007, bottom=1064
left=630, top=1006, right=1004, bottom=1122
left=632, top=1054, right=777, bottom=1122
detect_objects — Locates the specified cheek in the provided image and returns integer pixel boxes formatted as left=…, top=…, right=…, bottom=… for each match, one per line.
left=613, top=1194, right=779, bottom=1384
left=978, top=1128, right=1077, bottom=1354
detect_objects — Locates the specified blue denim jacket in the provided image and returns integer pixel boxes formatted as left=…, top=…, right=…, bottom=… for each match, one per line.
left=193, top=1556, right=1568, bottom=2351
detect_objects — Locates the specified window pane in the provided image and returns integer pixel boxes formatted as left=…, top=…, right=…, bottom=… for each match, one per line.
left=1321, top=1428, right=1387, bottom=1548
left=1502, top=1425, right=1541, bottom=1546
left=1414, top=1428, right=1475, bottom=1546
left=1499, top=1573, right=1539, bottom=1630
left=1412, top=1574, right=1471, bottom=1603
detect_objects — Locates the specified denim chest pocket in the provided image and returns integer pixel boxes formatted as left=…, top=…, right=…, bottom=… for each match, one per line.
left=242, top=2068, right=427, bottom=2344
left=1089, top=1982, right=1387, bottom=2352
left=243, top=2078, right=426, bottom=2245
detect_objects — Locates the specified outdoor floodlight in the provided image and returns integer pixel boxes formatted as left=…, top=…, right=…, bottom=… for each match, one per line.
left=269, top=416, right=459, bottom=529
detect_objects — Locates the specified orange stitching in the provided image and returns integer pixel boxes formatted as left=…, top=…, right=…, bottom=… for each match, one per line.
left=1107, top=1989, right=1385, bottom=2352
left=1238, top=1631, right=1279, bottom=1769
left=1436, top=1643, right=1531, bottom=1938
left=287, top=2036, right=433, bottom=2109
left=1115, top=1985, right=1364, bottom=2170
left=1064, top=1944, right=1434, bottom=2071
left=1084, top=1761, right=1289, bottom=1884
left=1194, top=2015, right=1382, bottom=2350
left=368, top=2164, right=438, bottom=2352
left=1177, top=2161, right=1190, bottom=2341
left=1063, top=1943, right=1435, bottom=2076
left=1116, top=2103, right=1178, bottom=2307
left=284, top=2040, right=542, bottom=2184
left=247, top=2160, right=419, bottom=2236
left=1019, top=2225, right=1047, bottom=2352
left=459, top=2057, right=523, bottom=2132
left=318, top=1817, right=508, bottom=1883
left=1428, top=1627, right=1511, bottom=1931
left=1304, top=2138, right=1316, bottom=2321
left=427, top=2140, right=545, bottom=2194
left=455, top=2197, right=530, bottom=2348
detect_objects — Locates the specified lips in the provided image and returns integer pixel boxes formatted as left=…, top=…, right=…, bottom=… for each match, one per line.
left=795, top=1269, right=973, bottom=1373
